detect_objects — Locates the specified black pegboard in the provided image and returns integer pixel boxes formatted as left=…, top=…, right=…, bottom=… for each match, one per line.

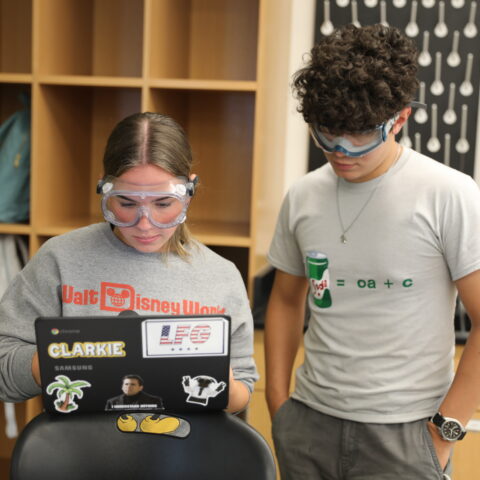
left=309, top=0, right=479, bottom=177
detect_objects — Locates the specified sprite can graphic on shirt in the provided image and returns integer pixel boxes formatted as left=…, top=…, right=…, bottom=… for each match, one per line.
left=306, top=252, right=332, bottom=308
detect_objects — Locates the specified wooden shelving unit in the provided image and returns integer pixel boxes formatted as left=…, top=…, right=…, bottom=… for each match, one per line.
left=1, top=0, right=294, bottom=469
left=0, top=0, right=285, bottom=292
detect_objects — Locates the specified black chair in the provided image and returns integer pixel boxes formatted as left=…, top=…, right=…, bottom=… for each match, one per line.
left=11, top=410, right=276, bottom=480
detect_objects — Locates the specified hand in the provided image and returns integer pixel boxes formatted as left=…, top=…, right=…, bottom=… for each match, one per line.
left=226, top=368, right=250, bottom=413
left=426, top=421, right=453, bottom=471
left=266, top=393, right=289, bottom=420
left=32, top=351, right=41, bottom=386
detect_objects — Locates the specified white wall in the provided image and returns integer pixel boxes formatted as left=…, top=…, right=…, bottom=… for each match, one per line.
left=252, top=0, right=316, bottom=262
left=281, top=0, right=316, bottom=195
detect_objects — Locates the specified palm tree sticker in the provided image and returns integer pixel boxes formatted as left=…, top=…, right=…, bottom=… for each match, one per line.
left=46, top=375, right=92, bottom=413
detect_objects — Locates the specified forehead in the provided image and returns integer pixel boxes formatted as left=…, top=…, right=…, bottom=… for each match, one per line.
left=111, top=167, right=186, bottom=194
left=117, top=164, right=178, bottom=187
left=123, top=378, right=140, bottom=385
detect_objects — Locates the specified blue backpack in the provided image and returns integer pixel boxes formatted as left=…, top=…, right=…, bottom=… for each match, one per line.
left=0, top=93, right=30, bottom=223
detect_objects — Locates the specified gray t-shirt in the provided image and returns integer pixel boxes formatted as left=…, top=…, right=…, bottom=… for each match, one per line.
left=268, top=147, right=480, bottom=423
left=0, top=223, right=258, bottom=402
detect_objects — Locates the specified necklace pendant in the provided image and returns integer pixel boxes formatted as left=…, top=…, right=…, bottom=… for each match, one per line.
left=340, top=234, right=347, bottom=244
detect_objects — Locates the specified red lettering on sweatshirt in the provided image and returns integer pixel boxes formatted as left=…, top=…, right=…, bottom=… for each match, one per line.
left=61, top=283, right=226, bottom=316
left=62, top=285, right=98, bottom=305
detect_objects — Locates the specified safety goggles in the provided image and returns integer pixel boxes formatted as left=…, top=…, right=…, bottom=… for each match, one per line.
left=309, top=116, right=398, bottom=157
left=310, top=102, right=426, bottom=157
left=97, top=176, right=197, bottom=229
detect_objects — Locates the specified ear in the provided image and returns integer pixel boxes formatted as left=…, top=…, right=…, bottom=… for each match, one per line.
left=392, top=107, right=412, bottom=135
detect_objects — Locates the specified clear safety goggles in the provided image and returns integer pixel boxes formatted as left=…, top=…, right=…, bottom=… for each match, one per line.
left=310, top=102, right=426, bottom=157
left=97, top=176, right=197, bottom=229
left=310, top=116, right=397, bottom=157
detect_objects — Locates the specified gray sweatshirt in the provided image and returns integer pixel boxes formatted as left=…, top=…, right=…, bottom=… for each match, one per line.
left=0, top=223, right=258, bottom=402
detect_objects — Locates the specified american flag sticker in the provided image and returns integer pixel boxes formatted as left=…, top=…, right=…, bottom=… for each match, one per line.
left=141, top=317, right=229, bottom=358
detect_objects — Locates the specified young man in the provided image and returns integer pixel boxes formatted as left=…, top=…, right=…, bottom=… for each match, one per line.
left=265, top=24, right=480, bottom=479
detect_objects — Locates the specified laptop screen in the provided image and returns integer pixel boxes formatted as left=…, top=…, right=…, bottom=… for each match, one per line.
left=35, top=314, right=231, bottom=414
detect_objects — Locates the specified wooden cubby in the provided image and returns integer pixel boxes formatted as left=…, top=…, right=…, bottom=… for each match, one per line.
left=0, top=0, right=291, bottom=452
left=36, top=0, right=144, bottom=78
left=33, top=84, right=142, bottom=235
left=0, top=0, right=32, bottom=75
left=147, top=0, right=258, bottom=81
left=0, top=83, right=30, bottom=121
left=148, top=88, right=255, bottom=246
left=0, top=0, right=275, bottom=288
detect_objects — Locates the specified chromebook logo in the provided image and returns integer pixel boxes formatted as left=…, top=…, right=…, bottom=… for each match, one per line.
left=51, top=328, right=59, bottom=335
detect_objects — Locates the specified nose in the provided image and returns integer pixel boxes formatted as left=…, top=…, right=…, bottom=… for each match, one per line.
left=329, top=150, right=349, bottom=159
left=136, top=210, right=153, bottom=230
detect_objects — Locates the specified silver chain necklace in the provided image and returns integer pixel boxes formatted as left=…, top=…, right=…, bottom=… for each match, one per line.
left=336, top=145, right=402, bottom=244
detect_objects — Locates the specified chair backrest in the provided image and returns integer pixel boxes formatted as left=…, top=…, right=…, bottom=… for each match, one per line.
left=11, top=411, right=276, bottom=480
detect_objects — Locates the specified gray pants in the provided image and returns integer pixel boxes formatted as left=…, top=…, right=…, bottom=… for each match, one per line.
left=272, top=398, right=452, bottom=480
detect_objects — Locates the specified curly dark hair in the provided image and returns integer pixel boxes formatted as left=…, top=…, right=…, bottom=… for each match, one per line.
left=293, top=24, right=419, bottom=133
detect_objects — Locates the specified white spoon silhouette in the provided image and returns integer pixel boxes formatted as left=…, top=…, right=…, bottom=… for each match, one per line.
left=364, top=0, right=378, bottom=7
left=434, top=1, right=448, bottom=38
left=418, top=31, right=432, bottom=67
left=405, top=1, right=419, bottom=37
left=459, top=53, right=474, bottom=96
left=351, top=0, right=361, bottom=27
left=452, top=0, right=464, bottom=8
left=430, top=52, right=444, bottom=96
left=443, top=133, right=451, bottom=167
left=447, top=31, right=461, bottom=68
left=380, top=1, right=388, bottom=26
left=414, top=82, right=428, bottom=124
left=443, top=83, right=457, bottom=125
left=336, top=0, right=350, bottom=6
left=320, top=1, right=335, bottom=36
left=393, top=0, right=406, bottom=6
left=422, top=0, right=435, bottom=7
left=464, top=2, right=478, bottom=38
left=427, top=104, right=441, bottom=153
left=455, top=105, right=470, bottom=154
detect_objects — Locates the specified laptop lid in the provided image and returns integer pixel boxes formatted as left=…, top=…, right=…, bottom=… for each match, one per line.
left=35, top=314, right=231, bottom=415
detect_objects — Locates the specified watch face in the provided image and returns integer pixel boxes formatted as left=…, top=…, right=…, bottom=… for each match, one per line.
left=441, top=420, right=463, bottom=440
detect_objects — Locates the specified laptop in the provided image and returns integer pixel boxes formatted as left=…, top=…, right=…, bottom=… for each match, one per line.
left=35, top=314, right=231, bottom=415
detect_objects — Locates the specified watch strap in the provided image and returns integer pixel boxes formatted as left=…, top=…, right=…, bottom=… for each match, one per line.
left=430, top=412, right=444, bottom=428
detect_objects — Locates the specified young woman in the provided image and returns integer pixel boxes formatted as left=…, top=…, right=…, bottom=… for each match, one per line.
left=0, top=112, right=258, bottom=413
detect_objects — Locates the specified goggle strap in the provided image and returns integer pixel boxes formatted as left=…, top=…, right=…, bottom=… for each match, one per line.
left=96, top=178, right=106, bottom=194
left=187, top=176, right=199, bottom=197
left=96, top=176, right=197, bottom=196
left=381, top=115, right=398, bottom=141
left=409, top=101, right=427, bottom=109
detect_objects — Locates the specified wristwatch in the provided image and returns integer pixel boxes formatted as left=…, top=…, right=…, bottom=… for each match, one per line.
left=429, top=412, right=467, bottom=442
